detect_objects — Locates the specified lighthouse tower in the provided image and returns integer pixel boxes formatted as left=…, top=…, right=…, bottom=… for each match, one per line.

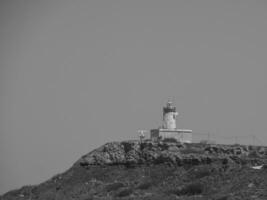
left=162, top=101, right=178, bottom=130
left=150, top=100, right=192, bottom=143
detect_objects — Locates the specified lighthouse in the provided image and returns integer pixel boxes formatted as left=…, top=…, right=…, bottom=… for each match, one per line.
left=163, top=101, right=178, bottom=130
left=150, top=101, right=192, bottom=143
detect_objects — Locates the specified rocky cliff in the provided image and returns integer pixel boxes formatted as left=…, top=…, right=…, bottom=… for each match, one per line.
left=77, top=140, right=267, bottom=167
left=1, top=141, right=267, bottom=200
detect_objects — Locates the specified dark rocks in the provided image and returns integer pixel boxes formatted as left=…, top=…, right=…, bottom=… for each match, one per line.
left=77, top=141, right=266, bottom=168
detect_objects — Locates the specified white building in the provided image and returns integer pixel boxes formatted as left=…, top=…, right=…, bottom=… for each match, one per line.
left=150, top=101, right=192, bottom=143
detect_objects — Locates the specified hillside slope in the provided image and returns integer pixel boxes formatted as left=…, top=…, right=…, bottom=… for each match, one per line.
left=1, top=140, right=267, bottom=200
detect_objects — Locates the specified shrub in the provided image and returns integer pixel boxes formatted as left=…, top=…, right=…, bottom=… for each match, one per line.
left=136, top=180, right=153, bottom=190
left=115, top=188, right=133, bottom=197
left=170, top=182, right=204, bottom=196
left=180, top=147, right=204, bottom=154
left=162, top=138, right=178, bottom=143
left=122, top=142, right=133, bottom=153
left=216, top=196, right=229, bottom=200
left=248, top=150, right=260, bottom=158
left=105, top=182, right=124, bottom=192
left=180, top=182, right=204, bottom=195
left=193, top=167, right=211, bottom=179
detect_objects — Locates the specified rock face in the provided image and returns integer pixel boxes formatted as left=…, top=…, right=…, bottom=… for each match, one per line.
left=77, top=140, right=267, bottom=167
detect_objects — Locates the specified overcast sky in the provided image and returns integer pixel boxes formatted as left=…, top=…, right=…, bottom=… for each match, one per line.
left=1, top=0, right=267, bottom=194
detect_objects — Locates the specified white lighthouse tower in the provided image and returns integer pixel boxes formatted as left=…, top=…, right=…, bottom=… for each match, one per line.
left=163, top=101, right=178, bottom=130
left=150, top=101, right=192, bottom=143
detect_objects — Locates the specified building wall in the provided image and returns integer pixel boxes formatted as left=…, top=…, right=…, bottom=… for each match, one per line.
left=150, top=129, right=192, bottom=143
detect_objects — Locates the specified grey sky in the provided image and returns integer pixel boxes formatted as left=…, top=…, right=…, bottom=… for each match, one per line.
left=1, top=0, right=267, bottom=194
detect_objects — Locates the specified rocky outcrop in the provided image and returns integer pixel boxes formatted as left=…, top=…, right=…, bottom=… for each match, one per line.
left=77, top=140, right=267, bottom=167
